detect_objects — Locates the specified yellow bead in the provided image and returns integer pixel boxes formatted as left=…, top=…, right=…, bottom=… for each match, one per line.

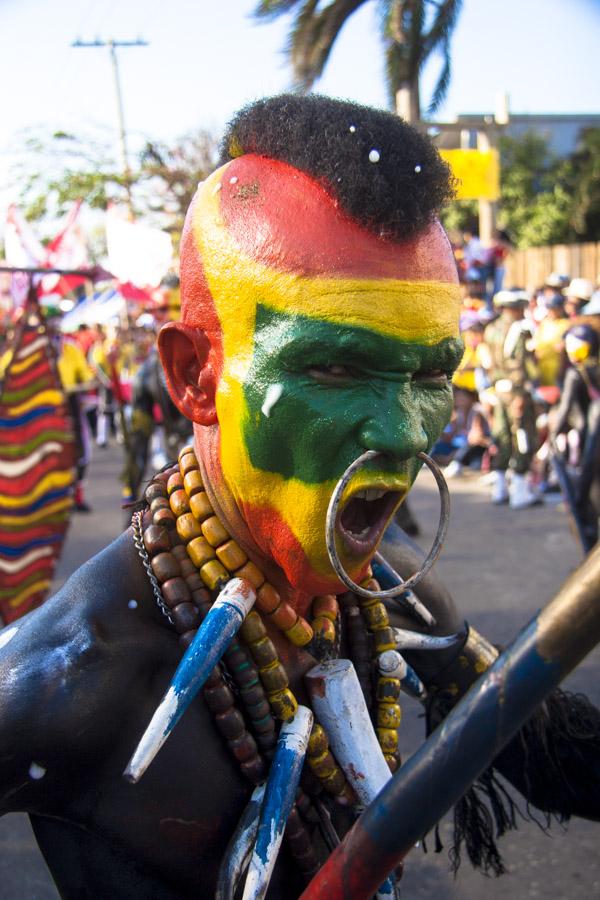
left=201, top=515, right=229, bottom=547
left=376, top=676, right=402, bottom=704
left=234, top=561, right=265, bottom=589
left=178, top=444, right=195, bottom=460
left=307, top=749, right=336, bottom=777
left=312, top=595, right=339, bottom=622
left=187, top=536, right=215, bottom=568
left=361, top=601, right=389, bottom=631
left=256, top=582, right=281, bottom=614
left=377, top=703, right=402, bottom=729
left=373, top=627, right=396, bottom=653
left=268, top=688, right=298, bottom=721
left=167, top=472, right=184, bottom=495
left=308, top=724, right=328, bottom=757
left=216, top=539, right=248, bottom=572
left=176, top=512, right=204, bottom=543
left=179, top=452, right=198, bottom=477
left=385, top=754, right=399, bottom=774
left=312, top=617, right=336, bottom=643
left=189, top=491, right=213, bottom=522
left=169, top=489, right=190, bottom=517
left=283, top=616, right=314, bottom=647
left=199, top=558, right=230, bottom=591
left=183, top=469, right=203, bottom=497
left=377, top=728, right=398, bottom=754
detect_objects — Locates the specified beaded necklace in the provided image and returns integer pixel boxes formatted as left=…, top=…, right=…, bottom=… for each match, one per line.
left=135, top=444, right=403, bottom=795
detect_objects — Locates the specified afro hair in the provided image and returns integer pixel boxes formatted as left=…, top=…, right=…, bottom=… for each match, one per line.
left=220, top=93, right=455, bottom=241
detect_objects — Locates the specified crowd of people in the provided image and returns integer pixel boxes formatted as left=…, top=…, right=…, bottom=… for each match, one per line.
left=438, top=267, right=600, bottom=545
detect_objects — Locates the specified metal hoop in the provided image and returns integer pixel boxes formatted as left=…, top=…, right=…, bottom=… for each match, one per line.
left=325, top=450, right=450, bottom=600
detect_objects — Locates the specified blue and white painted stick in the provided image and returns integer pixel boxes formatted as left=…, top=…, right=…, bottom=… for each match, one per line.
left=216, top=783, right=266, bottom=900
left=124, top=577, right=256, bottom=783
left=242, top=705, right=313, bottom=900
left=378, top=649, right=426, bottom=700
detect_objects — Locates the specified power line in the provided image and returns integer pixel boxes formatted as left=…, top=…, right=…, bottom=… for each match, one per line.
left=71, top=38, right=149, bottom=208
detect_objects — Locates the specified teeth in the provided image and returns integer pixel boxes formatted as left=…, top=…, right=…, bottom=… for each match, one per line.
left=355, top=489, right=386, bottom=501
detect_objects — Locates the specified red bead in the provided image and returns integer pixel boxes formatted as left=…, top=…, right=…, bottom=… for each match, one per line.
left=171, top=601, right=202, bottom=632
left=162, top=577, right=192, bottom=608
left=151, top=552, right=180, bottom=583
left=215, top=708, right=246, bottom=740
left=143, top=524, right=170, bottom=556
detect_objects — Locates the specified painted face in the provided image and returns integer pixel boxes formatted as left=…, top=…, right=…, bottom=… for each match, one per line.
left=179, top=156, right=461, bottom=595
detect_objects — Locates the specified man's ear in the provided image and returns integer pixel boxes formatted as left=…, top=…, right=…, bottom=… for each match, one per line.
left=158, top=322, right=217, bottom=426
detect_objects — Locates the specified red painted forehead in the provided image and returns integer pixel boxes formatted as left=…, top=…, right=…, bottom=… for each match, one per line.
left=217, top=154, right=457, bottom=282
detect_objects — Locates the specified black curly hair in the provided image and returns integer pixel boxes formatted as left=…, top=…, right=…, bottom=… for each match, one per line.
left=219, top=93, right=455, bottom=241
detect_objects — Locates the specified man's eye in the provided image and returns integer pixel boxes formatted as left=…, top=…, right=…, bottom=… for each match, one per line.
left=306, top=364, right=355, bottom=383
left=412, top=370, right=449, bottom=385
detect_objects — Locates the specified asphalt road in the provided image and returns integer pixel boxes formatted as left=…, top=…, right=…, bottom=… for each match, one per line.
left=1, top=445, right=599, bottom=899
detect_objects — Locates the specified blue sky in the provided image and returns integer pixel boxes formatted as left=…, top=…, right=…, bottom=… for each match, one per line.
left=1, top=0, right=598, bottom=227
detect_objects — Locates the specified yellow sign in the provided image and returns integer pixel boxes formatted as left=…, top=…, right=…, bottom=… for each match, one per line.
left=440, top=149, right=500, bottom=201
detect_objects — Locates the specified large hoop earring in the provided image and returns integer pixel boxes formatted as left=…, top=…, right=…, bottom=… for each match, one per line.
left=325, top=450, right=450, bottom=601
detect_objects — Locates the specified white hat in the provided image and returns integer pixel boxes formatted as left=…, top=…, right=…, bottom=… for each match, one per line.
left=582, top=290, right=600, bottom=316
left=563, top=278, right=594, bottom=301
left=493, top=289, right=530, bottom=307
left=545, top=272, right=570, bottom=288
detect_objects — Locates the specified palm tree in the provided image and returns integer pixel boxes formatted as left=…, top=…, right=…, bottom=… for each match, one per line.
left=254, top=0, right=463, bottom=123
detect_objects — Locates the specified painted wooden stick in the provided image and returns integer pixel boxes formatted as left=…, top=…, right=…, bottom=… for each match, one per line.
left=216, top=783, right=266, bottom=900
left=242, top=705, right=313, bottom=900
left=372, top=554, right=435, bottom=627
left=378, top=649, right=426, bottom=700
left=392, top=627, right=462, bottom=652
left=124, top=577, right=256, bottom=783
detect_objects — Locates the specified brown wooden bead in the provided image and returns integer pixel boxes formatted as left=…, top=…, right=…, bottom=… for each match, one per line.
left=162, top=577, right=192, bottom=608
left=185, top=572, right=204, bottom=592
left=239, top=610, right=266, bottom=644
left=153, top=507, right=176, bottom=530
left=256, top=730, right=277, bottom=751
left=308, top=725, right=328, bottom=757
left=216, top=539, right=247, bottom=572
left=189, top=491, right=213, bottom=522
left=308, top=750, right=336, bottom=778
left=251, top=636, right=278, bottom=668
left=256, top=582, right=281, bottom=614
left=201, top=515, right=229, bottom=548
left=151, top=552, right=180, bottom=583
left=246, top=702, right=273, bottom=727
left=167, top=471, right=184, bottom=495
left=199, top=558, right=229, bottom=591
left=385, top=754, right=399, bottom=774
left=259, top=661, right=289, bottom=693
left=143, top=524, right=170, bottom=556
left=178, top=557, right=197, bottom=578
left=183, top=469, right=203, bottom=497
left=179, top=630, right=197, bottom=649
left=171, top=601, right=202, bottom=632
left=266, top=600, right=297, bottom=631
left=145, top=481, right=167, bottom=504
left=229, top=732, right=259, bottom=763
left=179, top=452, right=198, bottom=477
left=169, top=489, right=190, bottom=516
left=187, top=536, right=215, bottom=568
left=171, top=544, right=188, bottom=561
left=240, top=756, right=267, bottom=784
left=284, top=617, right=314, bottom=647
left=204, top=668, right=223, bottom=689
left=215, top=708, right=246, bottom=741
left=312, top=595, right=338, bottom=622
left=176, top=512, right=204, bottom=543
left=150, top=496, right=170, bottom=514
left=141, top=508, right=153, bottom=529
left=240, top=683, right=266, bottom=708
left=320, top=768, right=348, bottom=796
left=204, top=683, right=234, bottom=713
left=191, top=587, right=211, bottom=609
left=233, top=560, right=264, bottom=589
left=336, top=784, right=357, bottom=806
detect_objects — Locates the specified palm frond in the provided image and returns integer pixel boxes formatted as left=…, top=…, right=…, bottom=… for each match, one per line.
left=253, top=0, right=304, bottom=21
left=427, top=38, right=451, bottom=113
left=288, top=0, right=368, bottom=90
left=422, top=0, right=462, bottom=61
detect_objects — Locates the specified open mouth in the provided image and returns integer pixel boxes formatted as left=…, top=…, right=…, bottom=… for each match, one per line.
left=338, top=488, right=404, bottom=555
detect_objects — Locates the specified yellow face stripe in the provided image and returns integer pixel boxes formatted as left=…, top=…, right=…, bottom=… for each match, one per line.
left=6, top=389, right=64, bottom=417
left=0, top=469, right=73, bottom=508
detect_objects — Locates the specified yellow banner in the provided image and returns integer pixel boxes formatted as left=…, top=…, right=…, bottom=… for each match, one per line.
left=440, top=149, right=500, bottom=201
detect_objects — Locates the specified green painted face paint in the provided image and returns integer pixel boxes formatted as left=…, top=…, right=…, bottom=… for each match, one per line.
left=243, top=304, right=464, bottom=483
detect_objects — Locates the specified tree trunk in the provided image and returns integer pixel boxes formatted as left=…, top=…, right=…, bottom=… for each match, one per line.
left=395, top=81, right=420, bottom=124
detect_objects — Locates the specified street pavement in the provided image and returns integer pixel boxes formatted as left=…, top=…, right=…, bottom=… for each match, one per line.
left=1, top=445, right=599, bottom=899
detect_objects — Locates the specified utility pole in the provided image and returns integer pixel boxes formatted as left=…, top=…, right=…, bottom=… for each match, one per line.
left=72, top=37, right=148, bottom=210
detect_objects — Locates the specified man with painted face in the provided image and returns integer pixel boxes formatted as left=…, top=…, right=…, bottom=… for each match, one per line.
left=0, top=96, right=599, bottom=899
